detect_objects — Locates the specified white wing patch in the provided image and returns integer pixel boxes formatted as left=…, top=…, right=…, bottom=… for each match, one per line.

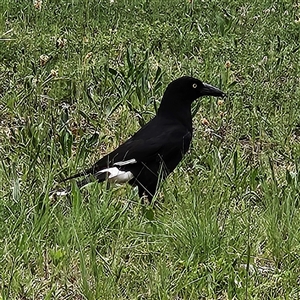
left=98, top=167, right=134, bottom=183
left=113, top=159, right=137, bottom=166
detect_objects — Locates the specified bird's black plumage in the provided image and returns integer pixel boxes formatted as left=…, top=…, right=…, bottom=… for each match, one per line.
left=60, top=76, right=225, bottom=200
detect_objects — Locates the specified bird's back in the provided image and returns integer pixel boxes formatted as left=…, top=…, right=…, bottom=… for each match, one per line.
left=91, top=115, right=191, bottom=169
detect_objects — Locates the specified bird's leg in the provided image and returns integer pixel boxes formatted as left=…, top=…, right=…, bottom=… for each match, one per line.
left=138, top=187, right=153, bottom=204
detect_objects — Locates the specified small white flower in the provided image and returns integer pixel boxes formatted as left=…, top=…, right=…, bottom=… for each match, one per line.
left=34, top=0, right=42, bottom=10
left=40, top=54, right=50, bottom=66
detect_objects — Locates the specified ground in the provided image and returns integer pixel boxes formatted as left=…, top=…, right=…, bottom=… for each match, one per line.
left=0, top=0, right=300, bottom=299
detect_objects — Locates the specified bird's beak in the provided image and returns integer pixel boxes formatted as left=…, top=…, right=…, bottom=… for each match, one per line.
left=201, top=83, right=226, bottom=98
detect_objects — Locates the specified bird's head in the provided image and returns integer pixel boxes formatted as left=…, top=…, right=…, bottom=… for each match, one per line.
left=164, top=76, right=226, bottom=103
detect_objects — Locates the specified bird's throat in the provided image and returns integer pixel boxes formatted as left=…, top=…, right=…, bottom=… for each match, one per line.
left=157, top=99, right=193, bottom=130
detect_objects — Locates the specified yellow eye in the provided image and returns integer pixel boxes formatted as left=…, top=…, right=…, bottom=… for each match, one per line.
left=192, top=83, right=197, bottom=88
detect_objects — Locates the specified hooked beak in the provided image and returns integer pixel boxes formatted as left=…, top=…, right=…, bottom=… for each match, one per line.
left=200, top=83, right=226, bottom=98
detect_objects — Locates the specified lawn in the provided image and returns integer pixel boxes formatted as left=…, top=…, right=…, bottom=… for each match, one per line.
left=1, top=0, right=300, bottom=299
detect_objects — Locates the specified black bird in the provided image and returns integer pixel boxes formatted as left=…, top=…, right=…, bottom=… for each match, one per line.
left=57, top=76, right=225, bottom=200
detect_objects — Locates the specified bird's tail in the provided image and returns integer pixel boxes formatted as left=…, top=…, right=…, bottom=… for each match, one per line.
left=60, top=169, right=91, bottom=182
left=50, top=171, right=109, bottom=198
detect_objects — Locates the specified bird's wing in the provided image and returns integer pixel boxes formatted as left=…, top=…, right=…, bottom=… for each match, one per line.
left=90, top=126, right=191, bottom=172
left=62, top=122, right=191, bottom=181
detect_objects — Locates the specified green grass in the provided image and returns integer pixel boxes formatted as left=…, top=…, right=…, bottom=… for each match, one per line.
left=1, top=0, right=300, bottom=299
